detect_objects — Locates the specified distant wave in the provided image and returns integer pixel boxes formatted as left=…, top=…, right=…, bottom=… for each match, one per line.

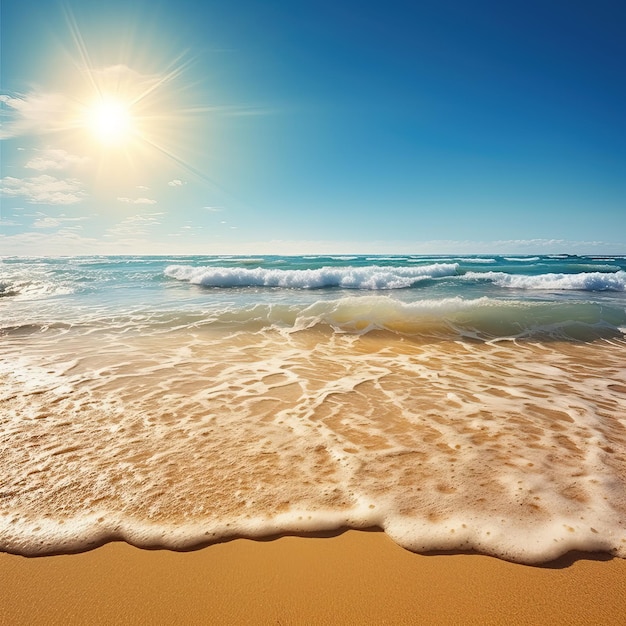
left=503, top=257, right=541, bottom=262
left=215, top=257, right=266, bottom=264
left=456, top=257, right=497, bottom=264
left=406, top=257, right=497, bottom=264
left=365, top=256, right=409, bottom=262
left=466, top=270, right=626, bottom=292
left=164, top=263, right=460, bottom=290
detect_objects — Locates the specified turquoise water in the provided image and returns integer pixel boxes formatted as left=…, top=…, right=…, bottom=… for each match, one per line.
left=2, top=254, right=626, bottom=339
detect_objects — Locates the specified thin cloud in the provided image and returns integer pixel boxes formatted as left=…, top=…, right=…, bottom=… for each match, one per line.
left=25, top=148, right=89, bottom=171
left=0, top=231, right=100, bottom=255
left=0, top=175, right=86, bottom=205
left=32, top=216, right=62, bottom=229
left=492, top=238, right=567, bottom=248
left=106, top=212, right=164, bottom=238
left=31, top=214, right=90, bottom=229
left=0, top=217, right=22, bottom=226
left=117, top=196, right=157, bottom=205
left=168, top=179, right=185, bottom=187
left=204, top=206, right=223, bottom=212
left=0, top=92, right=70, bottom=139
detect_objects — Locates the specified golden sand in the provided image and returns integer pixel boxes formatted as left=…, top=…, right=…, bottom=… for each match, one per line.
left=1, top=531, right=626, bottom=625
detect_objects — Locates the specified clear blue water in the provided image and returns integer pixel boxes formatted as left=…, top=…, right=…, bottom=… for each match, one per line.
left=2, top=254, right=625, bottom=340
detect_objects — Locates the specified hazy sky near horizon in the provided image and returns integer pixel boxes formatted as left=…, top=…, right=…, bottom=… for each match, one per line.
left=1, top=0, right=625, bottom=255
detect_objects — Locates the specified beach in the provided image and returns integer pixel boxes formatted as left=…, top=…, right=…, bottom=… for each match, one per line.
left=3, top=0, right=625, bottom=616
left=1, top=255, right=626, bottom=620
left=2, top=531, right=626, bottom=624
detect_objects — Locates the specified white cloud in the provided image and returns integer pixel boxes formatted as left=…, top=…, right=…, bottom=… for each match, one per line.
left=168, top=179, right=185, bottom=187
left=127, top=212, right=163, bottom=222
left=204, top=206, right=222, bottom=212
left=117, top=196, right=157, bottom=205
left=0, top=92, right=71, bottom=139
left=106, top=212, right=164, bottom=238
left=136, top=185, right=150, bottom=190
left=491, top=238, right=567, bottom=248
left=25, top=149, right=89, bottom=171
left=32, top=216, right=62, bottom=229
left=0, top=175, right=86, bottom=205
left=0, top=231, right=101, bottom=255
left=0, top=217, right=22, bottom=227
left=31, top=214, right=90, bottom=229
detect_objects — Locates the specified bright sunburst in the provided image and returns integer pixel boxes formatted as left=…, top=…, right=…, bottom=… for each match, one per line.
left=85, top=97, right=134, bottom=145
left=24, top=7, right=232, bottom=187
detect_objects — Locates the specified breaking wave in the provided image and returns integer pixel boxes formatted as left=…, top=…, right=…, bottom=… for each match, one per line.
left=466, top=270, right=626, bottom=292
left=164, top=263, right=460, bottom=290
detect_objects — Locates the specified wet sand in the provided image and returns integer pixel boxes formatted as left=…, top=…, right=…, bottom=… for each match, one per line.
left=2, top=530, right=626, bottom=625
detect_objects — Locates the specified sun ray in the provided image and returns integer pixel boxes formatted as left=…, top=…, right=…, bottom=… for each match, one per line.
left=133, top=132, right=224, bottom=189
left=127, top=51, right=194, bottom=107
left=62, top=4, right=102, bottom=98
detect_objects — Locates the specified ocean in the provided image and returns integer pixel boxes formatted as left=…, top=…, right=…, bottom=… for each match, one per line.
left=1, top=254, right=625, bottom=563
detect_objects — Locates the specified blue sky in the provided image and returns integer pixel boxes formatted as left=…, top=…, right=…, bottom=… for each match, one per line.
left=1, top=0, right=625, bottom=255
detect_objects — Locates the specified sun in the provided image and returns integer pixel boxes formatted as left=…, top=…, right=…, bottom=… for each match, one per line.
left=85, top=97, right=134, bottom=145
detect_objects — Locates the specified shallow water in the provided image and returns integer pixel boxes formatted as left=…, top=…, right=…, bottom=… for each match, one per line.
left=1, top=254, right=625, bottom=562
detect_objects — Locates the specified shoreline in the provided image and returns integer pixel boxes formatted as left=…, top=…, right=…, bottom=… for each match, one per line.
left=2, top=530, right=626, bottom=624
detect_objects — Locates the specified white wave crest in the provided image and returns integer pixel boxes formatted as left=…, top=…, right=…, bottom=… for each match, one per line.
left=164, top=263, right=460, bottom=290
left=457, top=257, right=497, bottom=264
left=467, top=270, right=626, bottom=291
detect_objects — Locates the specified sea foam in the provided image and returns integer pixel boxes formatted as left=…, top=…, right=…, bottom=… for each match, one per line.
left=3, top=254, right=626, bottom=564
left=2, top=323, right=625, bottom=562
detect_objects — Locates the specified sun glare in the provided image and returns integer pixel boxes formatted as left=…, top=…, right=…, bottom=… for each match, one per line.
left=60, top=8, right=213, bottom=178
left=86, top=97, right=134, bottom=145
